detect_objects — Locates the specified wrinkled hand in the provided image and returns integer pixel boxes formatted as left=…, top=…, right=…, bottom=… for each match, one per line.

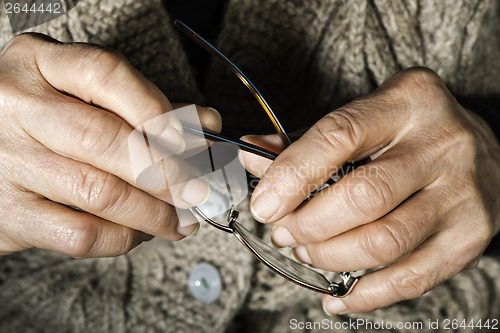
left=0, top=33, right=221, bottom=257
left=241, top=67, right=500, bottom=313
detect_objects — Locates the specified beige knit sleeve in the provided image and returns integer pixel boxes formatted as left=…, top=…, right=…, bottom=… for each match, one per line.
left=418, top=0, right=500, bottom=97
left=368, top=0, right=500, bottom=97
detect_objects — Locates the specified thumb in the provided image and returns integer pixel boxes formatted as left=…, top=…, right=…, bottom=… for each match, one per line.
left=239, top=134, right=286, bottom=178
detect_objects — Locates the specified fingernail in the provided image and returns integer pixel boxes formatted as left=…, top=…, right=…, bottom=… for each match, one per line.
left=177, top=221, right=200, bottom=237
left=271, top=227, right=296, bottom=247
left=239, top=135, right=251, bottom=142
left=161, top=127, right=186, bottom=155
left=182, top=178, right=211, bottom=206
left=324, top=299, right=348, bottom=315
left=322, top=303, right=332, bottom=317
left=177, top=210, right=200, bottom=237
left=251, top=191, right=281, bottom=221
left=294, top=246, right=312, bottom=265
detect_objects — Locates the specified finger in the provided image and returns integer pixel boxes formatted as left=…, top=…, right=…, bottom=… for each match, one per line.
left=172, top=103, right=222, bottom=134
left=27, top=35, right=175, bottom=128
left=17, top=149, right=198, bottom=240
left=8, top=198, right=146, bottom=258
left=4, top=34, right=221, bottom=153
left=241, top=134, right=286, bottom=153
left=12, top=34, right=218, bottom=208
left=321, top=190, right=490, bottom=314
left=250, top=86, right=412, bottom=223
left=238, top=134, right=285, bottom=178
left=0, top=230, right=26, bottom=255
left=271, top=140, right=440, bottom=246
left=321, top=227, right=481, bottom=314
left=172, top=103, right=223, bottom=157
left=293, top=186, right=444, bottom=271
left=22, top=97, right=212, bottom=208
left=6, top=35, right=220, bottom=208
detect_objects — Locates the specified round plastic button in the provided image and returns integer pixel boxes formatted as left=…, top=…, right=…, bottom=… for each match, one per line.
left=188, top=263, right=222, bottom=304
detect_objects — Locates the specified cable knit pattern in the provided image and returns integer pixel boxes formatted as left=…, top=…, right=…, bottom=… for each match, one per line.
left=0, top=0, right=499, bottom=332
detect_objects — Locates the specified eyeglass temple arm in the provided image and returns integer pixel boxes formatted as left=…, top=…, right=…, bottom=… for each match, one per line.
left=174, top=20, right=292, bottom=147
left=183, top=125, right=278, bottom=160
left=183, top=126, right=368, bottom=189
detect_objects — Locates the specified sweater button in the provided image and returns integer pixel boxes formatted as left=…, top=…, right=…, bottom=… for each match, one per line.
left=188, top=262, right=222, bottom=304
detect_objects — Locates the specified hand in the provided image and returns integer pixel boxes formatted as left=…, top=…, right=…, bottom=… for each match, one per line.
left=0, top=33, right=221, bottom=257
left=241, top=67, right=500, bottom=313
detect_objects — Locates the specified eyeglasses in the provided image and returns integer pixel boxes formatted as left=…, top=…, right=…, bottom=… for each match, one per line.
left=174, top=20, right=358, bottom=297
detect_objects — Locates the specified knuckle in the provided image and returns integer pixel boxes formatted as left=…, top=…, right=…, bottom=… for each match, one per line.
left=312, top=244, right=333, bottom=268
left=398, top=67, right=443, bottom=94
left=402, top=67, right=442, bottom=85
left=1, top=33, right=58, bottom=62
left=111, top=228, right=138, bottom=255
left=388, top=67, right=449, bottom=112
left=346, top=170, right=395, bottom=219
left=147, top=206, right=177, bottom=236
left=389, top=268, right=432, bottom=300
left=293, top=214, right=325, bottom=243
left=352, top=290, right=381, bottom=313
left=314, top=110, right=362, bottom=153
left=362, top=219, right=409, bottom=265
left=77, top=166, right=126, bottom=213
left=78, top=47, right=126, bottom=91
left=0, top=232, right=24, bottom=254
left=1, top=33, right=38, bottom=56
left=53, top=213, right=140, bottom=258
left=76, top=111, right=125, bottom=158
left=148, top=211, right=166, bottom=235
left=271, top=155, right=312, bottom=196
left=478, top=222, right=495, bottom=248
left=466, top=216, right=494, bottom=252
left=57, top=220, right=98, bottom=258
left=0, top=75, right=26, bottom=111
left=450, top=126, right=477, bottom=162
left=133, top=94, right=169, bottom=124
left=466, top=258, right=480, bottom=270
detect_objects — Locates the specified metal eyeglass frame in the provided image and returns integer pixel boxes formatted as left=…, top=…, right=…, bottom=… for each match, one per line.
left=175, top=20, right=358, bottom=297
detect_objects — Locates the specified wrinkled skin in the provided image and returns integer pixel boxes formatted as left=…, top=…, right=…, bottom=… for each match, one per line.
left=241, top=67, right=500, bottom=314
left=0, top=33, right=221, bottom=257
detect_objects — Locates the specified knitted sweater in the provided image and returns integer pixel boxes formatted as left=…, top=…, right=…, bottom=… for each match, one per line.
left=0, top=1, right=499, bottom=332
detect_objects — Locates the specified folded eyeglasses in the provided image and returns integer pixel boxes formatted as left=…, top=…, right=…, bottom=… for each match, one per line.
left=174, top=21, right=359, bottom=297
